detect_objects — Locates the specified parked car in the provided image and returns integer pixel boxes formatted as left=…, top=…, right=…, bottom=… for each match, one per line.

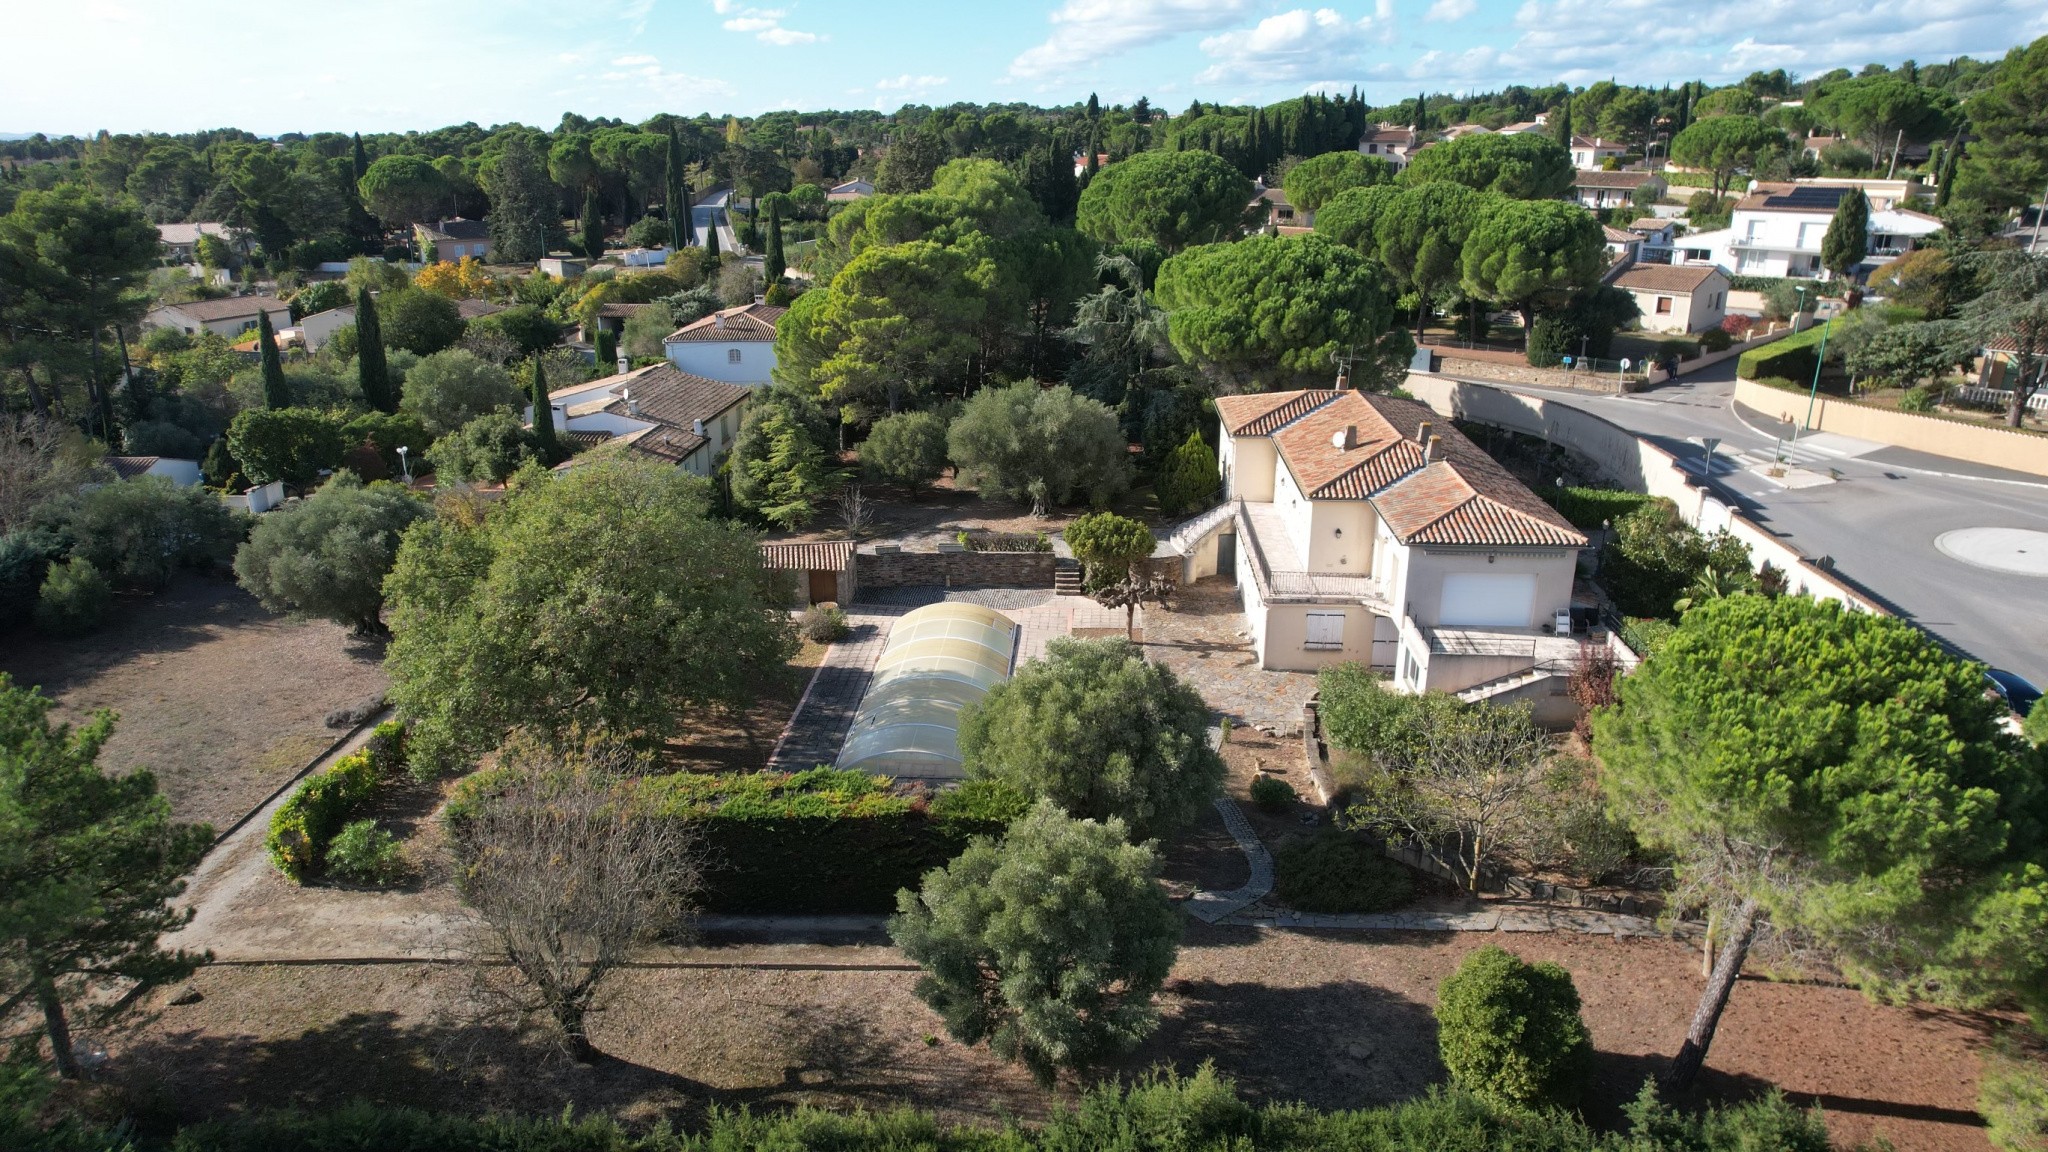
left=1984, top=669, right=2041, bottom=718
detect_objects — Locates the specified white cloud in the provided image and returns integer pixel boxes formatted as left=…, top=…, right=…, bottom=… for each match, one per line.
left=1009, top=0, right=1250, bottom=81
left=876, top=73, right=949, bottom=90
left=610, top=53, right=658, bottom=66
left=713, top=3, right=818, bottom=45
left=1425, top=0, right=1476, bottom=21
left=1195, top=6, right=1392, bottom=85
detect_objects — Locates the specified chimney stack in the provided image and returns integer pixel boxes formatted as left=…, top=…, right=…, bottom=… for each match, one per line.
left=1342, top=424, right=1359, bottom=449
left=1335, top=366, right=1351, bottom=390
left=1424, top=434, right=1442, bottom=463
left=692, top=418, right=706, bottom=437
left=616, top=353, right=629, bottom=375
left=623, top=386, right=639, bottom=417
left=1417, top=420, right=1433, bottom=444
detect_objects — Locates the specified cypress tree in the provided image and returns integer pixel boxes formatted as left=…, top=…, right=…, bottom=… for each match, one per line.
left=1086, top=92, right=1101, bottom=121
left=1553, top=97, right=1574, bottom=146
left=763, top=201, right=785, bottom=284
left=1935, top=142, right=1959, bottom=209
left=579, top=189, right=604, bottom=261
left=1414, top=91, right=1427, bottom=133
left=706, top=216, right=721, bottom=258
left=529, top=356, right=562, bottom=464
left=594, top=328, right=617, bottom=371
left=257, top=311, right=289, bottom=410
left=664, top=127, right=691, bottom=251
left=1820, top=190, right=1869, bottom=280
left=355, top=287, right=393, bottom=413
left=351, top=133, right=367, bottom=181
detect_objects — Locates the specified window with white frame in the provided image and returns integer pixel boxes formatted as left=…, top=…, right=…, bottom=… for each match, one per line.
left=1304, top=612, right=1344, bottom=650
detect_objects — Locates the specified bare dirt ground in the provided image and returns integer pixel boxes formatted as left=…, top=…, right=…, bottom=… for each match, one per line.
left=0, top=577, right=389, bottom=832
left=655, top=638, right=826, bottom=774
left=770, top=471, right=1171, bottom=549
left=104, top=930, right=2004, bottom=1151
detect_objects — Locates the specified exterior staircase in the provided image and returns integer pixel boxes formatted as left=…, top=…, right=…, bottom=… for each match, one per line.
left=1455, top=666, right=1556, bottom=704
left=1053, top=558, right=1084, bottom=596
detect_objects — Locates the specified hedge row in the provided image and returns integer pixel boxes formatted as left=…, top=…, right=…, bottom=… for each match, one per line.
left=446, top=767, right=1031, bottom=914
left=1735, top=321, right=1831, bottom=383
left=1540, top=485, right=1654, bottom=531
left=265, top=721, right=406, bottom=882
left=113, top=1066, right=1840, bottom=1152
left=1619, top=617, right=1678, bottom=658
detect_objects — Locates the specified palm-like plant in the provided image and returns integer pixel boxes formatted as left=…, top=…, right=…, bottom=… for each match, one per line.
left=1673, top=564, right=1753, bottom=614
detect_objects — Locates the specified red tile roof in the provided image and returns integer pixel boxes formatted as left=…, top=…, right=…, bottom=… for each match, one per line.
left=664, top=302, right=785, bottom=343
left=1227, top=390, right=1586, bottom=549
left=1615, top=264, right=1727, bottom=293
left=760, top=540, right=856, bottom=571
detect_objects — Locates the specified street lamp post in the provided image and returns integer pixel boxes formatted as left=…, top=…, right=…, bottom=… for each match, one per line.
left=396, top=445, right=410, bottom=486
left=1800, top=313, right=1835, bottom=441
left=1792, top=284, right=1808, bottom=333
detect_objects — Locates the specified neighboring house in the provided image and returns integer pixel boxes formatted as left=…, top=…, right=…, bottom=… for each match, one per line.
left=1613, top=264, right=1731, bottom=334
left=1071, top=151, right=1110, bottom=177
left=538, top=257, right=587, bottom=278
left=415, top=218, right=492, bottom=262
left=156, top=222, right=234, bottom=263
left=826, top=178, right=874, bottom=203
left=1568, top=135, right=1626, bottom=170
left=299, top=304, right=356, bottom=351
left=612, top=247, right=667, bottom=268
left=1358, top=126, right=1419, bottom=169
left=1571, top=170, right=1663, bottom=210
left=1439, top=123, right=1493, bottom=140
left=106, top=456, right=202, bottom=486
left=1602, top=225, right=1641, bottom=267
left=1252, top=184, right=1300, bottom=228
left=1177, top=388, right=1588, bottom=719
left=144, top=295, right=290, bottom=338
left=661, top=302, right=786, bottom=385
left=1627, top=217, right=1677, bottom=263
left=1674, top=183, right=1941, bottom=279
left=1793, top=176, right=1930, bottom=212
left=1972, top=336, right=2048, bottom=412
left=1801, top=134, right=1842, bottom=161
left=1497, top=116, right=1548, bottom=134
left=594, top=301, right=648, bottom=337
left=533, top=362, right=750, bottom=478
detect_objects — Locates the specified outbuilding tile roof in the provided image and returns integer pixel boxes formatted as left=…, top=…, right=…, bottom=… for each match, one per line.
left=158, top=295, right=286, bottom=322
left=664, top=302, right=785, bottom=343
left=760, top=540, right=856, bottom=571
left=107, top=456, right=160, bottom=479
left=1614, top=264, right=1727, bottom=293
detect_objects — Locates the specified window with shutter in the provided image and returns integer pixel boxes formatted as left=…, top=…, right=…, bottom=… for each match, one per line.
left=1304, top=612, right=1344, bottom=650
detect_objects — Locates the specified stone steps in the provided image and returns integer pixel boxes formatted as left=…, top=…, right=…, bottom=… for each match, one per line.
left=1053, top=558, right=1084, bottom=596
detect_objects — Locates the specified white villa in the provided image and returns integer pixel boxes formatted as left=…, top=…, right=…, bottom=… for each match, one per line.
left=662, top=302, right=785, bottom=386
left=1176, top=388, right=1593, bottom=720
left=1675, top=182, right=1943, bottom=280
left=529, top=362, right=750, bottom=477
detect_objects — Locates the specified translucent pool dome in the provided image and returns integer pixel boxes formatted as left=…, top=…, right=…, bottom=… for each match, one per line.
left=834, top=601, right=1020, bottom=778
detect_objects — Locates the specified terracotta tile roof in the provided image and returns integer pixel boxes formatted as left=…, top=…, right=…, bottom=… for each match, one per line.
left=623, top=425, right=704, bottom=464
left=550, top=363, right=659, bottom=400
left=420, top=217, right=490, bottom=241
left=1574, top=171, right=1657, bottom=189
left=1231, top=389, right=1587, bottom=549
left=107, top=456, right=160, bottom=479
left=600, top=363, right=750, bottom=434
left=664, top=302, right=785, bottom=343
left=564, top=430, right=614, bottom=450
left=760, top=540, right=856, bottom=571
left=1364, top=126, right=1416, bottom=145
left=1603, top=225, right=1637, bottom=243
left=1213, top=390, right=1339, bottom=436
left=598, top=302, right=649, bottom=319
left=1628, top=217, right=1670, bottom=233
left=1615, top=264, right=1727, bottom=293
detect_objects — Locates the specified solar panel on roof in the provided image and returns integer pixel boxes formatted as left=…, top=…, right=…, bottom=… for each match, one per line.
left=1766, top=187, right=1847, bottom=210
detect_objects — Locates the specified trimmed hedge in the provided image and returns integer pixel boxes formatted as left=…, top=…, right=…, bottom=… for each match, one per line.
left=1539, top=485, right=1653, bottom=531
left=1436, top=945, right=1593, bottom=1109
left=1736, top=321, right=1831, bottom=383
left=265, top=721, right=407, bottom=882
left=447, top=767, right=1032, bottom=914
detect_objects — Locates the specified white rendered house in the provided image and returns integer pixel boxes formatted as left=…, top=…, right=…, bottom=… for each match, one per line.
left=1177, top=389, right=1592, bottom=719
left=661, top=302, right=785, bottom=386
left=529, top=362, right=749, bottom=478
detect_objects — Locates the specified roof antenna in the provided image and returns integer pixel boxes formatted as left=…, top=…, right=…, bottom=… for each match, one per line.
left=1329, top=344, right=1360, bottom=390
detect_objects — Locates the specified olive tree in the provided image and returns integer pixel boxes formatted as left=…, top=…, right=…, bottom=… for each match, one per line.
left=888, top=800, right=1181, bottom=1085
left=399, top=349, right=523, bottom=436
left=233, top=474, right=427, bottom=636
left=960, top=637, right=1223, bottom=842
left=947, top=382, right=1128, bottom=515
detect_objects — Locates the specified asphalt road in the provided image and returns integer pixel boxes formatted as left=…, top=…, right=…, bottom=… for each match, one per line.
left=691, top=188, right=740, bottom=256
left=1456, top=360, right=2048, bottom=688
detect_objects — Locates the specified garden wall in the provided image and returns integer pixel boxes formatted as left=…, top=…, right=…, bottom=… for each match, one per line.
left=1402, top=373, right=1886, bottom=615
left=856, top=549, right=1056, bottom=589
left=1733, top=377, right=2048, bottom=478
left=1439, top=357, right=1642, bottom=393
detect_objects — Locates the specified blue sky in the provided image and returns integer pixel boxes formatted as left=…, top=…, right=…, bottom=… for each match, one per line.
left=8, top=0, right=2046, bottom=135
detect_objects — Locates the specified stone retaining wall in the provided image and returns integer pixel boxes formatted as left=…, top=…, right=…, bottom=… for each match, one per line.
left=1442, top=357, right=1645, bottom=393
left=856, top=549, right=1056, bottom=589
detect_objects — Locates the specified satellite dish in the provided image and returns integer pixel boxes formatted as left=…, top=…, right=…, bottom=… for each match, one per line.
left=1620, top=358, right=1633, bottom=370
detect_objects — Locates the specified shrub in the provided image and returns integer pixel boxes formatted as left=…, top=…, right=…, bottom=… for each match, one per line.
left=55, top=476, right=247, bottom=589
left=1619, top=616, right=1678, bottom=657
left=1315, top=664, right=1461, bottom=765
left=265, top=722, right=407, bottom=882
left=1542, top=485, right=1652, bottom=531
left=1272, top=832, right=1414, bottom=913
left=1736, top=323, right=1827, bottom=383
left=233, top=474, right=427, bottom=635
left=1249, top=775, right=1296, bottom=813
left=324, top=819, right=406, bottom=884
left=399, top=349, right=522, bottom=436
left=948, top=381, right=1130, bottom=513
left=33, top=558, right=111, bottom=636
left=1698, top=327, right=1733, bottom=353
left=424, top=412, right=536, bottom=484
left=1899, top=384, right=1940, bottom=413
left=799, top=604, right=849, bottom=642
left=1435, top=945, right=1592, bottom=1109
left=860, top=410, right=949, bottom=490
left=1720, top=313, right=1756, bottom=337
left=227, top=407, right=348, bottom=487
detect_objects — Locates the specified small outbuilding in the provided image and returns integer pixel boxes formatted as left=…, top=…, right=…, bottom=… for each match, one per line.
left=761, top=540, right=858, bottom=607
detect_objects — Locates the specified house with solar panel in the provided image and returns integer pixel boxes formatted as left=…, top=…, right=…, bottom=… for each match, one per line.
left=1174, top=387, right=1597, bottom=719
left=1674, top=182, right=1942, bottom=280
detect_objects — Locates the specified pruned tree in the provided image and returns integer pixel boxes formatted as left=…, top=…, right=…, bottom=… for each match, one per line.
left=1344, top=699, right=1552, bottom=891
left=233, top=473, right=426, bottom=636
left=888, top=800, right=1181, bottom=1085
left=453, top=743, right=699, bottom=1062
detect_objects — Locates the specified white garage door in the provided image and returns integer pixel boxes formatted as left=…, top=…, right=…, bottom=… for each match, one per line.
left=1438, top=573, right=1536, bottom=627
